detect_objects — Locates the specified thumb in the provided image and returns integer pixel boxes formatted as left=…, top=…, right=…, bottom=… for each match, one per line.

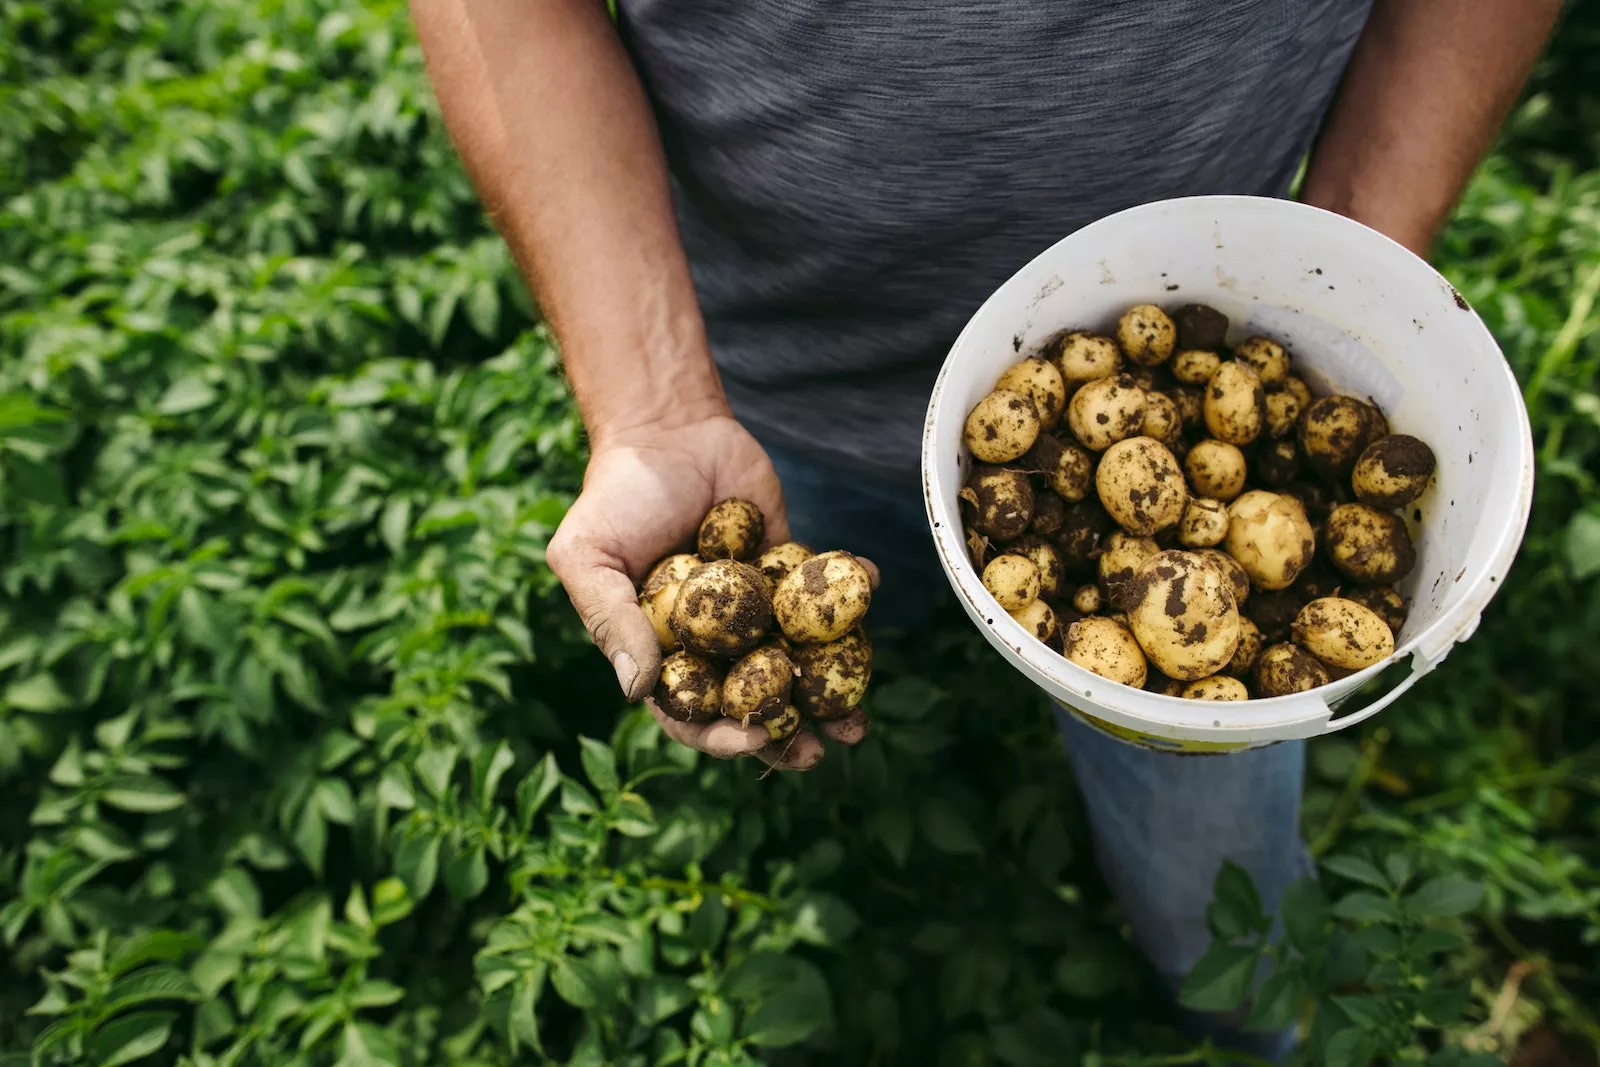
left=547, top=532, right=663, bottom=703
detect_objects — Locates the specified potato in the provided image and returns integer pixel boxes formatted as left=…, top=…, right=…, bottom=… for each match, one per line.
left=1126, top=550, right=1242, bottom=681
left=1292, top=597, right=1396, bottom=670
left=1204, top=361, right=1265, bottom=446
left=1054, top=331, right=1124, bottom=386
left=1264, top=389, right=1302, bottom=440
left=1098, top=531, right=1161, bottom=611
left=1168, top=386, right=1205, bottom=432
left=1056, top=500, right=1115, bottom=573
left=1183, top=675, right=1249, bottom=701
left=1172, top=349, right=1222, bottom=386
left=639, top=569, right=684, bottom=652
left=1010, top=598, right=1059, bottom=644
left=1224, top=490, right=1315, bottom=591
left=996, top=356, right=1068, bottom=430
left=1142, top=392, right=1183, bottom=448
left=697, top=499, right=765, bottom=561
left=789, top=628, right=872, bottom=720
left=762, top=704, right=802, bottom=742
left=647, top=553, right=701, bottom=588
left=1280, top=375, right=1313, bottom=411
left=1225, top=616, right=1263, bottom=676
left=983, top=553, right=1040, bottom=612
left=1244, top=589, right=1300, bottom=643
left=1352, top=434, right=1436, bottom=509
left=1184, top=439, right=1248, bottom=501
left=1029, top=491, right=1066, bottom=538
left=653, top=651, right=723, bottom=722
left=1344, top=585, right=1408, bottom=637
left=1178, top=497, right=1230, bottom=548
left=1071, top=583, right=1103, bottom=615
left=1128, top=367, right=1160, bottom=393
left=1292, top=558, right=1344, bottom=604
left=1063, top=616, right=1147, bottom=687
left=1117, top=304, right=1177, bottom=366
left=1298, top=395, right=1387, bottom=477
left=1023, top=434, right=1094, bottom=502
left=1254, top=643, right=1330, bottom=697
left=1325, top=503, right=1417, bottom=586
left=1095, top=436, right=1188, bottom=536
left=723, top=645, right=796, bottom=724
left=1068, top=374, right=1146, bottom=452
left=1170, top=303, right=1229, bottom=351
left=756, top=542, right=814, bottom=596
left=1256, top=438, right=1301, bottom=487
left=773, top=551, right=873, bottom=644
left=960, top=465, right=1035, bottom=543
left=1009, top=535, right=1066, bottom=599
left=1144, top=670, right=1187, bottom=697
left=1233, top=336, right=1289, bottom=385
left=1196, top=548, right=1251, bottom=608
left=670, top=560, right=773, bottom=657
left=966, top=388, right=1040, bottom=463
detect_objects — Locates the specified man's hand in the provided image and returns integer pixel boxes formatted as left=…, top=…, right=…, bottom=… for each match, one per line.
left=546, top=415, right=871, bottom=771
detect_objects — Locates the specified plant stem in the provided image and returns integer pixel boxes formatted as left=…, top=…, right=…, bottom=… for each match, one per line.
left=1525, top=258, right=1600, bottom=410
left=1309, top=728, right=1390, bottom=857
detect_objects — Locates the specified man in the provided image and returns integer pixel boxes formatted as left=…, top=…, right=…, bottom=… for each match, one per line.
left=410, top=0, right=1561, bottom=1052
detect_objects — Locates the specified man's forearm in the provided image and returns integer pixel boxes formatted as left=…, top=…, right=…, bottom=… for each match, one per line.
left=1300, top=0, right=1564, bottom=257
left=410, top=0, right=727, bottom=447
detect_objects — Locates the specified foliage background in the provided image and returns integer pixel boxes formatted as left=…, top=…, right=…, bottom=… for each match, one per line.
left=1, top=1, right=1597, bottom=1065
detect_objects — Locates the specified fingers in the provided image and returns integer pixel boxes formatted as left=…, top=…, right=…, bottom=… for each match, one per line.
left=547, top=522, right=663, bottom=703
left=754, top=730, right=824, bottom=771
left=646, top=700, right=771, bottom=759
left=817, top=707, right=870, bottom=746
left=854, top=556, right=880, bottom=591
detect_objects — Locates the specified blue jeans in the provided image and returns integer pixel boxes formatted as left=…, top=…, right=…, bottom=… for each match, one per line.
left=763, top=440, right=1311, bottom=1058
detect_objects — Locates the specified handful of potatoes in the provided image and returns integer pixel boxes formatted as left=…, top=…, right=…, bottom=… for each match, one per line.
left=637, top=498, right=874, bottom=741
left=960, top=300, right=1437, bottom=701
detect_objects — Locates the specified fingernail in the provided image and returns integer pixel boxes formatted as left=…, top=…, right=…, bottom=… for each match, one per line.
left=613, top=651, right=639, bottom=699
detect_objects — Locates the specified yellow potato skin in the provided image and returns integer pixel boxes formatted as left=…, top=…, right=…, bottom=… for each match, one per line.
left=1204, top=361, right=1265, bottom=446
left=1224, top=490, right=1315, bottom=591
left=1063, top=616, right=1148, bottom=688
left=1292, top=596, right=1396, bottom=670
left=965, top=388, right=1040, bottom=463
left=1126, top=550, right=1242, bottom=682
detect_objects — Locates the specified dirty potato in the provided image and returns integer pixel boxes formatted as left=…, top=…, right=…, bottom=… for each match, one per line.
left=1325, top=503, right=1418, bottom=586
left=1264, top=389, right=1302, bottom=440
left=1023, top=433, right=1095, bottom=502
left=1029, top=491, right=1066, bottom=538
left=1256, top=438, right=1301, bottom=487
left=755, top=542, right=814, bottom=596
left=639, top=565, right=688, bottom=652
left=1095, top=436, right=1188, bottom=536
left=1117, top=304, right=1177, bottom=366
left=1184, top=439, right=1248, bottom=501
left=1280, top=375, right=1313, bottom=411
left=1172, top=349, right=1222, bottom=386
left=1182, top=675, right=1249, bottom=701
left=1352, top=434, right=1436, bottom=509
left=1298, top=395, right=1388, bottom=477
left=1010, top=598, right=1059, bottom=645
left=1056, top=499, right=1115, bottom=574
left=1068, top=373, right=1147, bottom=452
left=1233, top=336, right=1290, bottom=385
left=996, top=356, right=1068, bottom=430
left=697, top=498, right=765, bottom=561
left=1204, top=361, right=1266, bottom=446
left=983, top=553, right=1041, bottom=612
left=670, top=560, right=774, bottom=657
left=1225, top=616, right=1263, bottom=676
left=722, top=644, right=796, bottom=724
left=1127, top=550, right=1242, bottom=681
left=1344, top=585, right=1408, bottom=637
left=773, top=551, right=873, bottom=644
left=1168, top=386, right=1205, bottom=432
left=1254, top=642, right=1331, bottom=697
left=1178, top=497, right=1230, bottom=548
left=1171, top=303, right=1230, bottom=352
left=647, top=553, right=701, bottom=589
left=1224, top=490, right=1316, bottom=591
left=1008, top=535, right=1066, bottom=599
left=653, top=651, right=724, bottom=723
left=1054, top=331, right=1124, bottom=386
left=1196, top=548, right=1251, bottom=608
left=1292, top=597, right=1396, bottom=670
left=1072, top=583, right=1103, bottom=615
left=1244, top=588, right=1300, bottom=643
left=1142, top=392, right=1184, bottom=448
left=1063, top=616, right=1148, bottom=687
left=789, top=628, right=872, bottom=720
left=960, top=465, right=1035, bottom=543
left=965, top=388, right=1041, bottom=463
left=1099, top=530, right=1162, bottom=611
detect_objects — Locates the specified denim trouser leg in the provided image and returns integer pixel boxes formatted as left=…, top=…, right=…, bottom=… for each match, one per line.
left=764, top=441, right=1309, bottom=1057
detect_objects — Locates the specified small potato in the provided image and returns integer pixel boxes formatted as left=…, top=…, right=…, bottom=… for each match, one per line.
left=1178, top=497, right=1230, bottom=548
left=1054, top=331, right=1124, bottom=386
left=670, top=560, right=773, bottom=658
left=1280, top=375, right=1313, bottom=411
left=653, top=651, right=723, bottom=723
left=1256, top=438, right=1301, bottom=488
left=1298, top=395, right=1387, bottom=477
left=1254, top=643, right=1331, bottom=697
left=1292, top=597, right=1396, bottom=670
left=1117, top=304, right=1177, bottom=366
left=723, top=645, right=796, bottom=724
left=1244, top=589, right=1300, bottom=643
left=1225, top=616, right=1263, bottom=676
left=960, top=465, right=1035, bottom=543
left=1127, top=550, right=1242, bottom=680
left=1184, top=439, right=1248, bottom=502
left=966, top=388, right=1041, bottom=463
left=762, top=705, right=802, bottom=742
left=1063, top=616, right=1147, bottom=688
left=639, top=573, right=684, bottom=652
left=756, top=542, right=814, bottom=596
left=1172, top=349, right=1222, bottom=386
left=1225, top=490, right=1315, bottom=591
left=1099, top=531, right=1161, bottom=611
left=1095, top=436, right=1188, bottom=536
left=1010, top=598, right=1059, bottom=645
left=1142, top=392, right=1184, bottom=448
left=1056, top=500, right=1115, bottom=573
left=983, top=553, right=1041, bottom=612
left=1325, top=503, right=1418, bottom=586
left=1168, top=387, right=1205, bottom=432
left=1264, top=389, right=1302, bottom=440
left=789, top=628, right=872, bottom=720
left=1023, top=434, right=1095, bottom=502
left=1009, top=535, right=1066, bottom=599
left=1183, top=675, right=1249, bottom=701
left=1233, top=336, right=1290, bottom=385
left=647, top=553, right=701, bottom=588
left=997, top=357, right=1068, bottom=430
left=1196, top=548, right=1251, bottom=608
left=1171, top=303, right=1230, bottom=351
left=1072, top=583, right=1103, bottom=614
left=1204, top=361, right=1265, bottom=446
left=1344, top=585, right=1408, bottom=637
left=1029, top=492, right=1066, bottom=538
left=774, top=551, right=873, bottom=644
left=1068, top=374, right=1147, bottom=452
left=697, top=498, right=765, bottom=561
left=1144, top=670, right=1188, bottom=697
left=1352, top=434, right=1436, bottom=509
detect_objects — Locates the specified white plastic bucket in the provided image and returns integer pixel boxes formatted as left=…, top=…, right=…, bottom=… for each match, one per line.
left=921, top=195, right=1535, bottom=754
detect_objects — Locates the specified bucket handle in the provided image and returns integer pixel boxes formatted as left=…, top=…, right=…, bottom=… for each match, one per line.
left=1321, top=648, right=1439, bottom=733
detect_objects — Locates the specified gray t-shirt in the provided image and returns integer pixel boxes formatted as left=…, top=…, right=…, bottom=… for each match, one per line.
left=615, top=0, right=1375, bottom=485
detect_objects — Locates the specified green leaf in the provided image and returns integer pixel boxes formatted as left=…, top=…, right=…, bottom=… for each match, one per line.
left=1332, top=994, right=1390, bottom=1029
left=351, top=980, right=405, bottom=1009
left=316, top=779, right=357, bottom=825
left=109, top=931, right=203, bottom=974
left=1405, top=875, right=1483, bottom=919
left=5, top=673, right=73, bottom=713
left=103, top=967, right=200, bottom=1017
left=1206, top=859, right=1267, bottom=940
left=516, top=754, right=561, bottom=828
left=919, top=798, right=982, bottom=855
left=722, top=952, right=792, bottom=1000
left=101, top=775, right=186, bottom=814
left=1324, top=1028, right=1376, bottom=1067
left=867, top=803, right=914, bottom=867
left=371, top=879, right=412, bottom=927
left=636, top=976, right=696, bottom=1025
left=335, top=1021, right=400, bottom=1067
left=508, top=970, right=544, bottom=1053
left=379, top=497, right=410, bottom=554
left=1564, top=509, right=1600, bottom=579
left=550, top=957, right=601, bottom=1009
left=1178, top=943, right=1259, bottom=1012
left=1053, top=942, right=1128, bottom=1000
left=790, top=892, right=860, bottom=948
left=414, top=745, right=458, bottom=799
left=579, top=737, right=619, bottom=797
left=445, top=844, right=489, bottom=901
left=156, top=378, right=219, bottom=416
left=1322, top=854, right=1389, bottom=890
left=394, top=832, right=440, bottom=900
left=1411, top=929, right=1468, bottom=955
left=1246, top=969, right=1302, bottom=1031
left=89, top=1011, right=175, bottom=1067
left=1332, top=891, right=1403, bottom=924
left=1383, top=852, right=1415, bottom=889
left=294, top=800, right=328, bottom=875
left=1418, top=983, right=1472, bottom=1024
left=472, top=741, right=517, bottom=808
left=741, top=959, right=832, bottom=1048
left=209, top=868, right=261, bottom=920
left=1281, top=877, right=1331, bottom=951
